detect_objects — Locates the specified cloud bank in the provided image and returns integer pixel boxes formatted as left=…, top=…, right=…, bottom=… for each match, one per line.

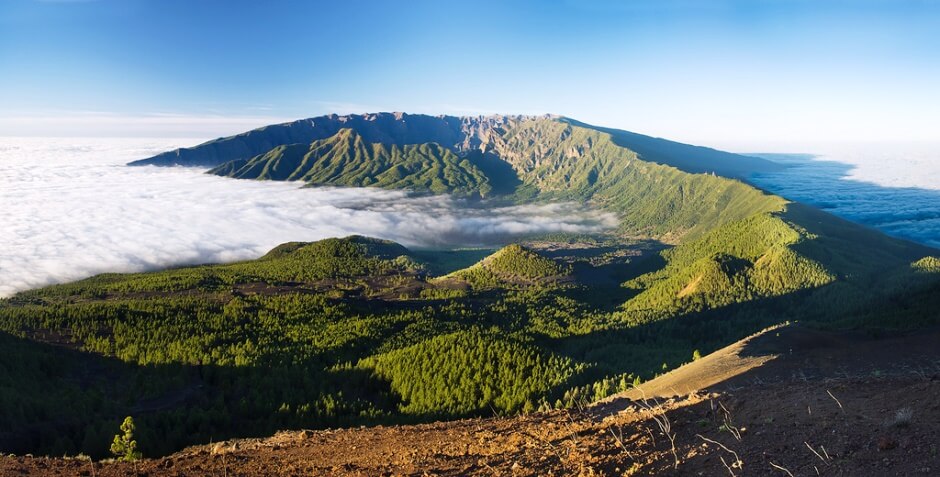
left=750, top=143, right=940, bottom=249
left=0, top=137, right=617, bottom=297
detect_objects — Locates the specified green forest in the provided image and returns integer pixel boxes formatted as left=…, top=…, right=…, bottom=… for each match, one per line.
left=209, top=129, right=494, bottom=197
left=2, top=227, right=937, bottom=458
left=3, top=116, right=940, bottom=459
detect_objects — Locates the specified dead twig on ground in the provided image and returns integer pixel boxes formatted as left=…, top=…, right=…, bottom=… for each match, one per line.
left=770, top=461, right=795, bottom=476
left=804, top=441, right=831, bottom=465
left=826, top=389, right=844, bottom=412
left=717, top=401, right=742, bottom=441
left=634, top=389, right=679, bottom=469
left=696, top=434, right=743, bottom=477
left=607, top=424, right=636, bottom=461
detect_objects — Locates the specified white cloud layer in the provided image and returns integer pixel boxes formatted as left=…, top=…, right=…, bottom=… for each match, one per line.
left=749, top=143, right=940, bottom=249
left=0, top=137, right=617, bottom=297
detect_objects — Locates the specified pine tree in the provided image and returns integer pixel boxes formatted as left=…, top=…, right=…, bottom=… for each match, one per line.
left=110, top=416, right=142, bottom=461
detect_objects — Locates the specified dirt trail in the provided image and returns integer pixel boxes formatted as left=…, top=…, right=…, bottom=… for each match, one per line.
left=4, top=325, right=939, bottom=476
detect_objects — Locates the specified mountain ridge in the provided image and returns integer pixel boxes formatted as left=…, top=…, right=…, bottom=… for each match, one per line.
left=138, top=113, right=786, bottom=241
left=129, top=112, right=780, bottom=180
left=207, top=128, right=495, bottom=197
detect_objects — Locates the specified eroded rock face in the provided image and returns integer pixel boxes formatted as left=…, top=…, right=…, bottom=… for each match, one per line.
left=128, top=112, right=551, bottom=168
left=127, top=112, right=777, bottom=180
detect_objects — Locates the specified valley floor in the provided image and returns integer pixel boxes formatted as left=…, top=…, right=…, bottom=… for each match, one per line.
left=4, top=325, right=939, bottom=476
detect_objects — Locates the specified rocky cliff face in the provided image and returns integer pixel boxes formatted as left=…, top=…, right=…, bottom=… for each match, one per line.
left=129, top=113, right=550, bottom=168
left=128, top=112, right=776, bottom=179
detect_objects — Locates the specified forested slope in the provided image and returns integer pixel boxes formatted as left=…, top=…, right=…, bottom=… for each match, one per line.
left=200, top=115, right=785, bottom=240
left=2, top=113, right=937, bottom=460
left=2, top=225, right=937, bottom=458
left=209, top=128, right=493, bottom=196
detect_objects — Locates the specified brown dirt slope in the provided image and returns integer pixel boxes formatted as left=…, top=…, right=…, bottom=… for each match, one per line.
left=610, top=324, right=786, bottom=401
left=4, top=324, right=939, bottom=476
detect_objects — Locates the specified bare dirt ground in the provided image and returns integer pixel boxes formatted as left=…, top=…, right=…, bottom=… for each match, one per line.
left=4, top=325, right=939, bottom=476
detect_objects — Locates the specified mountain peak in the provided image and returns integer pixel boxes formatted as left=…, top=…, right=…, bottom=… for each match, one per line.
left=129, top=112, right=779, bottom=180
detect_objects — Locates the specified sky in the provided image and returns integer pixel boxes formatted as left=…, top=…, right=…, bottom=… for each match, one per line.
left=1, top=0, right=940, bottom=145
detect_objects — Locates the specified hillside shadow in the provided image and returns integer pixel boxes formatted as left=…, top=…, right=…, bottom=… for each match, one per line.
left=561, top=118, right=783, bottom=178
left=547, top=251, right=940, bottom=407
left=544, top=287, right=814, bottom=379
left=748, top=153, right=940, bottom=250
left=541, top=268, right=907, bottom=399
left=0, top=330, right=404, bottom=460
left=562, top=248, right=669, bottom=312
left=590, top=323, right=940, bottom=437
left=465, top=150, right=523, bottom=195
left=410, top=248, right=496, bottom=276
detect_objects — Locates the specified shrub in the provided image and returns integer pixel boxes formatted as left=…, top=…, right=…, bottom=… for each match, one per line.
left=110, top=416, right=142, bottom=461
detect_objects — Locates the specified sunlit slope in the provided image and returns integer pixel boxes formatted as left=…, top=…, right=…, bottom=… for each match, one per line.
left=441, top=244, right=572, bottom=289
left=5, top=235, right=422, bottom=302
left=620, top=202, right=937, bottom=323
left=209, top=129, right=493, bottom=197
left=487, top=118, right=786, bottom=239
left=129, top=113, right=779, bottom=177
left=561, top=117, right=782, bottom=178
left=623, top=211, right=835, bottom=316
left=201, top=116, right=785, bottom=240
left=359, top=328, right=580, bottom=415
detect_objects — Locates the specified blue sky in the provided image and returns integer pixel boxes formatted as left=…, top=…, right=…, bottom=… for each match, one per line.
left=1, top=0, right=939, bottom=144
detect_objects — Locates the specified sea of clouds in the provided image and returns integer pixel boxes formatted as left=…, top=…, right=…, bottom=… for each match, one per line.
left=5, top=137, right=937, bottom=298
left=0, top=137, right=617, bottom=297
left=748, top=142, right=940, bottom=249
